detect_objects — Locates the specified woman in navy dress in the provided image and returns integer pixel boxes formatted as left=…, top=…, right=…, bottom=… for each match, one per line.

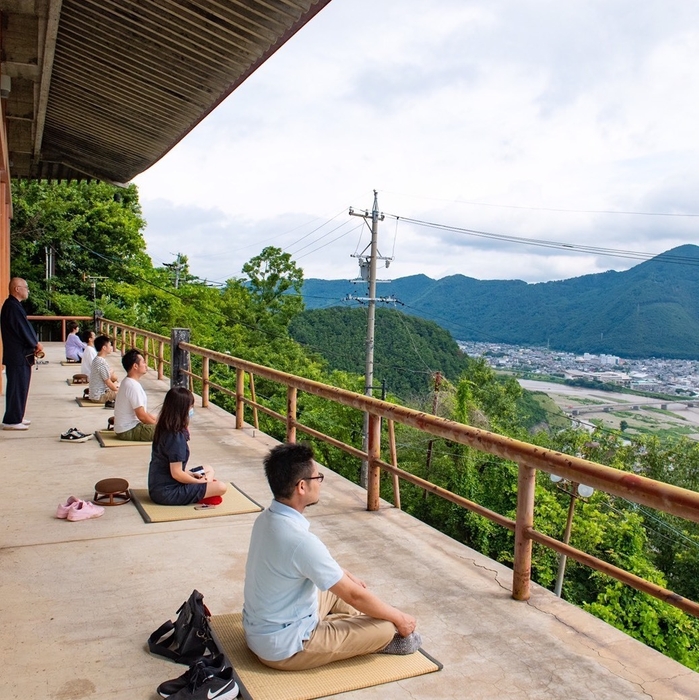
left=148, top=387, right=228, bottom=505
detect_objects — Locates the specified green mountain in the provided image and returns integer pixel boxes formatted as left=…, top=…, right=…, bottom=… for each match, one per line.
left=302, top=245, right=699, bottom=359
left=289, top=307, right=469, bottom=398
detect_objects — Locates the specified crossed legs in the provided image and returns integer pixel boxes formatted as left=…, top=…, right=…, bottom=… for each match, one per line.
left=258, top=590, right=396, bottom=671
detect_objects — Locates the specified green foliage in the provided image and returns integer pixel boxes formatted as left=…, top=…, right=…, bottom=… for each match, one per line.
left=10, top=180, right=148, bottom=314
left=290, top=306, right=472, bottom=397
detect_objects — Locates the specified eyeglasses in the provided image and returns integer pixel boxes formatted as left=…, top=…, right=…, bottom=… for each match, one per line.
left=297, top=472, right=324, bottom=485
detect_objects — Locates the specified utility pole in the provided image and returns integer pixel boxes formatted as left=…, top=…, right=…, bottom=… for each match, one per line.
left=349, top=191, right=385, bottom=488
left=85, top=275, right=107, bottom=318
left=164, top=253, right=186, bottom=289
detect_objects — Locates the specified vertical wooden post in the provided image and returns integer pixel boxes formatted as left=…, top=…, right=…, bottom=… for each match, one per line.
left=235, top=368, right=244, bottom=429
left=170, top=328, right=190, bottom=389
left=366, top=413, right=381, bottom=511
left=202, top=356, right=210, bottom=407
left=388, top=420, right=401, bottom=509
left=512, top=463, right=536, bottom=601
left=249, top=374, right=259, bottom=430
left=286, top=386, right=297, bottom=443
left=157, top=341, right=164, bottom=380
left=61, top=318, right=66, bottom=342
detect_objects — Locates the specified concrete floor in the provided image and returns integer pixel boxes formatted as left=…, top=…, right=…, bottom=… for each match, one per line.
left=1, top=343, right=697, bottom=700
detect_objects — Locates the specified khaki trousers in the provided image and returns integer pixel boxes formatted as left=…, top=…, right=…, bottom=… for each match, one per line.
left=115, top=422, right=155, bottom=441
left=258, top=590, right=396, bottom=671
left=88, top=389, right=117, bottom=404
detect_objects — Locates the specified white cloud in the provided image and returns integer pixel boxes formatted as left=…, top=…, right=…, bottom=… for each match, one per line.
left=135, top=0, right=699, bottom=285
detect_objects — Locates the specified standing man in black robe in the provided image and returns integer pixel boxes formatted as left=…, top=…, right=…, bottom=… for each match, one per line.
left=1, top=278, right=43, bottom=430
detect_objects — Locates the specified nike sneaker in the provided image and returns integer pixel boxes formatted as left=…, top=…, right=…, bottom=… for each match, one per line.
left=157, top=655, right=236, bottom=699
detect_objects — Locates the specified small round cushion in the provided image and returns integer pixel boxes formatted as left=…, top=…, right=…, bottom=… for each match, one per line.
left=94, top=477, right=130, bottom=506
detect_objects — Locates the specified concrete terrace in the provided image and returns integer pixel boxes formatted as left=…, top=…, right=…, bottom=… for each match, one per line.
left=1, top=343, right=697, bottom=700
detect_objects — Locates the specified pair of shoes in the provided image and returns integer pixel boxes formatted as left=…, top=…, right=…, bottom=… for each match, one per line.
left=82, top=388, right=90, bottom=399
left=107, top=416, right=115, bottom=431
left=56, top=497, right=105, bottom=521
left=2, top=422, right=29, bottom=431
left=22, top=418, right=31, bottom=425
left=198, top=496, right=222, bottom=506
left=104, top=400, right=115, bottom=409
left=378, top=631, right=422, bottom=655
left=56, top=496, right=80, bottom=518
left=157, top=655, right=238, bottom=699
left=60, top=428, right=92, bottom=443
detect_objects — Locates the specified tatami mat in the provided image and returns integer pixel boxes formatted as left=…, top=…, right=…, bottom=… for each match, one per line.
left=95, top=430, right=150, bottom=448
left=75, top=397, right=108, bottom=407
left=66, top=378, right=88, bottom=386
left=210, top=613, right=442, bottom=700
left=60, top=360, right=81, bottom=366
left=130, top=484, right=262, bottom=523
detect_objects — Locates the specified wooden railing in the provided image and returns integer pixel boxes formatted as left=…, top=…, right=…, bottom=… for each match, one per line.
left=98, top=319, right=170, bottom=380
left=28, top=315, right=92, bottom=342
left=98, top=318, right=699, bottom=618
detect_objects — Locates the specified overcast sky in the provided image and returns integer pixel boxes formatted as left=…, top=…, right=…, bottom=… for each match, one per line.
left=134, top=0, right=699, bottom=286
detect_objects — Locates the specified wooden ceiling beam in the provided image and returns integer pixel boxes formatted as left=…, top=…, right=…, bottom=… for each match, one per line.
left=33, top=0, right=61, bottom=157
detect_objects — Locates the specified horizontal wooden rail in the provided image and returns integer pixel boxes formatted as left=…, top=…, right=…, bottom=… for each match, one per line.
left=294, top=421, right=367, bottom=461
left=376, top=458, right=516, bottom=530
left=28, top=315, right=93, bottom=342
left=527, top=528, right=699, bottom=617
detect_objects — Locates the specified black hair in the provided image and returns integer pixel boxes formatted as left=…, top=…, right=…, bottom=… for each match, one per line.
left=122, top=348, right=142, bottom=373
left=94, top=335, right=112, bottom=352
left=67, top=321, right=79, bottom=333
left=263, top=443, right=315, bottom=500
left=153, top=387, right=194, bottom=446
left=80, top=329, right=95, bottom=343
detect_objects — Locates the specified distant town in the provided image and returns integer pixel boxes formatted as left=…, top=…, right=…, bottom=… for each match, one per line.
left=458, top=341, right=699, bottom=397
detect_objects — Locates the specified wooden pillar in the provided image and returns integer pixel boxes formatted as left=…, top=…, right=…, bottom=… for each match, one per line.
left=512, top=463, right=536, bottom=601
left=286, top=386, right=297, bottom=443
left=366, top=413, right=381, bottom=511
left=235, top=368, right=244, bottom=429
left=170, top=328, right=190, bottom=388
left=388, top=420, right=401, bottom=509
left=202, top=356, right=209, bottom=407
left=249, top=374, right=259, bottom=430
left=157, top=341, right=164, bottom=380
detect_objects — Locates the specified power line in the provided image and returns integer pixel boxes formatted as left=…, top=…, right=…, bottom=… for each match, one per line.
left=386, top=214, right=699, bottom=266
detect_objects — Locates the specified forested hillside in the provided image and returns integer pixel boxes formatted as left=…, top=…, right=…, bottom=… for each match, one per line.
left=303, top=245, right=699, bottom=358
left=10, top=180, right=699, bottom=672
left=289, top=306, right=469, bottom=397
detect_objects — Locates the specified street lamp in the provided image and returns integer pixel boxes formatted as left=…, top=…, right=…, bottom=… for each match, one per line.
left=550, top=474, right=594, bottom=597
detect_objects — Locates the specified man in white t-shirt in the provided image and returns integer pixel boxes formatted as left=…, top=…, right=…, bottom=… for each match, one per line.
left=113, top=349, right=157, bottom=441
left=88, top=336, right=119, bottom=403
left=80, top=330, right=97, bottom=376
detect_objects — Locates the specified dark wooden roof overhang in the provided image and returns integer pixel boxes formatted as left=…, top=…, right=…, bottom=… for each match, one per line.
left=0, top=0, right=332, bottom=183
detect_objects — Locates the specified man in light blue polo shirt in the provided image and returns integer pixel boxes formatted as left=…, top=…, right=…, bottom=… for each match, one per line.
left=243, top=443, right=421, bottom=670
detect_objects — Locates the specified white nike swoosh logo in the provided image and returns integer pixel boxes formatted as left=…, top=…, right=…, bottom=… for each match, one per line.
left=207, top=680, right=237, bottom=699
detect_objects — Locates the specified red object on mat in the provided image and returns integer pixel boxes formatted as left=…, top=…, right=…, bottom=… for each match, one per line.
left=198, top=495, right=223, bottom=506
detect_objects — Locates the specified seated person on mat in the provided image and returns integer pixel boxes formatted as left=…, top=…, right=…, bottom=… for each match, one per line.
left=88, top=335, right=119, bottom=404
left=80, top=329, right=97, bottom=376
left=243, top=442, right=420, bottom=671
left=113, top=349, right=157, bottom=441
left=148, top=387, right=227, bottom=505
left=65, top=321, right=86, bottom=361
